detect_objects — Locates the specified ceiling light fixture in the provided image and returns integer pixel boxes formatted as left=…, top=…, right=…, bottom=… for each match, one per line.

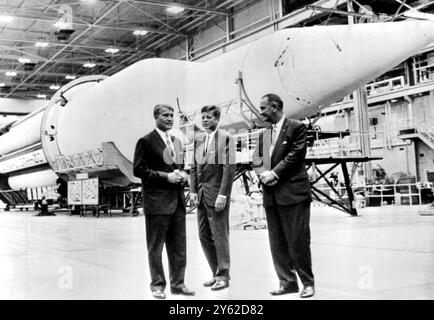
left=105, top=47, right=119, bottom=54
left=83, top=62, right=96, bottom=68
left=0, top=14, right=14, bottom=23
left=18, top=57, right=32, bottom=64
left=65, top=75, right=77, bottom=80
left=133, top=29, right=148, bottom=36
left=50, top=84, right=61, bottom=90
left=35, top=42, right=49, bottom=48
left=53, top=21, right=70, bottom=29
left=37, top=94, right=47, bottom=99
left=5, top=71, right=17, bottom=77
left=166, top=5, right=185, bottom=14
left=0, top=82, right=5, bottom=87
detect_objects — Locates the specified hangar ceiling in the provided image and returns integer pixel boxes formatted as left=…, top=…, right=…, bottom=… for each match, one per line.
left=0, top=0, right=432, bottom=100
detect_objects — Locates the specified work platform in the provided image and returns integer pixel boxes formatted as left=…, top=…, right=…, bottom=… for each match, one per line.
left=1, top=204, right=433, bottom=300
left=234, top=156, right=381, bottom=218
left=306, top=156, right=382, bottom=216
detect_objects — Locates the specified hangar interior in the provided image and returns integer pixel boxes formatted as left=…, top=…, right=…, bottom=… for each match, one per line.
left=1, top=0, right=434, bottom=210
left=0, top=0, right=434, bottom=300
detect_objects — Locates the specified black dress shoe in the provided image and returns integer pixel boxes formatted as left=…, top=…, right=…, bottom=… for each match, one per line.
left=211, top=280, right=229, bottom=291
left=300, top=286, right=315, bottom=298
left=152, top=290, right=166, bottom=299
left=270, top=286, right=299, bottom=296
left=171, top=287, right=196, bottom=296
left=203, top=279, right=217, bottom=287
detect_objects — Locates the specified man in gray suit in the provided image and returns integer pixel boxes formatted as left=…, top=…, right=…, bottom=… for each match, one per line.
left=253, top=93, right=315, bottom=298
left=190, top=105, right=236, bottom=291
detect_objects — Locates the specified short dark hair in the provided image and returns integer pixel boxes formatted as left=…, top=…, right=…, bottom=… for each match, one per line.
left=262, top=93, right=283, bottom=111
left=201, top=105, right=221, bottom=120
left=153, top=104, right=174, bottom=119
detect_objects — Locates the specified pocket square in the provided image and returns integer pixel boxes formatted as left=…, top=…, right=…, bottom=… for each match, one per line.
left=283, top=141, right=288, bottom=144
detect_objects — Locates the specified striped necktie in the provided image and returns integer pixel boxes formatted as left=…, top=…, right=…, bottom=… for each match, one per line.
left=165, top=133, right=176, bottom=161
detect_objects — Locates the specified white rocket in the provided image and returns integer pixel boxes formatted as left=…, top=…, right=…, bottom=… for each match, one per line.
left=0, top=21, right=433, bottom=191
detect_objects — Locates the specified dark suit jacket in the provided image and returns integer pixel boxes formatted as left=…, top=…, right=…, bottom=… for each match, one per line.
left=253, top=117, right=312, bottom=207
left=133, top=130, right=186, bottom=215
left=190, top=129, right=236, bottom=207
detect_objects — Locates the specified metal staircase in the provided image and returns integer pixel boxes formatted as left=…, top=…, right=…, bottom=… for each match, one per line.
left=398, top=117, right=434, bottom=150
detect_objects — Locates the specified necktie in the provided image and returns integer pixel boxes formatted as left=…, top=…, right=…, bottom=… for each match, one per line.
left=165, top=133, right=175, bottom=161
left=205, top=134, right=210, bottom=155
left=270, top=125, right=278, bottom=156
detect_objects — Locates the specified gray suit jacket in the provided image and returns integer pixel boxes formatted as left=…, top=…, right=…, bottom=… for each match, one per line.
left=252, top=117, right=312, bottom=207
left=190, top=129, right=236, bottom=207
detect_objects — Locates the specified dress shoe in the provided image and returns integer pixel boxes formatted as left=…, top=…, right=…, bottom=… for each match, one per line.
left=270, top=286, right=299, bottom=296
left=171, top=287, right=196, bottom=296
left=300, top=286, right=315, bottom=298
left=211, top=279, right=229, bottom=291
left=203, top=279, right=217, bottom=287
left=152, top=290, right=166, bottom=299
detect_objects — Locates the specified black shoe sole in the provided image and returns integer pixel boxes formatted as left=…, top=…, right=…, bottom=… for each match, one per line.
left=270, top=289, right=299, bottom=295
left=211, top=285, right=229, bottom=291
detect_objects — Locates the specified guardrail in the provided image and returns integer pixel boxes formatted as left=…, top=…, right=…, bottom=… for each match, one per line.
left=366, top=76, right=406, bottom=96
left=313, top=182, right=433, bottom=207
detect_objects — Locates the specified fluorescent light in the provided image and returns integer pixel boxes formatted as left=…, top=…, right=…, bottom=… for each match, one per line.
left=0, top=14, right=14, bottom=23
left=133, top=29, right=148, bottom=36
left=50, top=84, right=61, bottom=90
left=105, top=47, right=119, bottom=54
left=0, top=82, right=5, bottom=87
left=53, top=21, right=70, bottom=29
left=37, top=94, right=47, bottom=99
left=35, top=42, right=49, bottom=48
left=166, top=6, right=185, bottom=14
left=65, top=75, right=77, bottom=80
left=18, top=57, right=31, bottom=64
left=83, top=62, right=96, bottom=68
left=5, top=71, right=17, bottom=77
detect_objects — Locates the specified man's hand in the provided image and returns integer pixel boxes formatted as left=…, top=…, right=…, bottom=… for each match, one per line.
left=168, top=172, right=183, bottom=184
left=179, top=171, right=189, bottom=184
left=215, top=195, right=227, bottom=212
left=190, top=193, right=199, bottom=206
left=260, top=171, right=278, bottom=186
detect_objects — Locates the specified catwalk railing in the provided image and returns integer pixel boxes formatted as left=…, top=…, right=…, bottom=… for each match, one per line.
left=313, top=182, right=433, bottom=207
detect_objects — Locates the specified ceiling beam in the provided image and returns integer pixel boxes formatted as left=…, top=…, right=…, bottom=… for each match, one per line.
left=6, top=2, right=124, bottom=97
left=6, top=14, right=186, bottom=37
left=120, top=0, right=229, bottom=15
left=306, top=5, right=384, bottom=21
left=0, top=37, right=153, bottom=54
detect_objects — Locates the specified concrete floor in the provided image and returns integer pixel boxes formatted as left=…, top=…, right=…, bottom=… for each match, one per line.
left=0, top=202, right=433, bottom=300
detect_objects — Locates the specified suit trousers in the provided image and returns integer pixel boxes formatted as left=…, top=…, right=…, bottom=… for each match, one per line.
left=145, top=193, right=186, bottom=291
left=264, top=199, right=314, bottom=288
left=197, top=200, right=230, bottom=281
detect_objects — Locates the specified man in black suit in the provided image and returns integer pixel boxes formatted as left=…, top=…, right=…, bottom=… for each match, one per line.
left=252, top=93, right=315, bottom=298
left=133, top=104, right=195, bottom=299
left=190, top=105, right=236, bottom=291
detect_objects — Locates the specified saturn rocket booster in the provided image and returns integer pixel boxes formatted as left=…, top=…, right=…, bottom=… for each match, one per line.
left=0, top=21, right=434, bottom=191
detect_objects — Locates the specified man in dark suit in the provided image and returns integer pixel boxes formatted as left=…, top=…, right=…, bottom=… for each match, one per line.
left=252, top=93, right=315, bottom=298
left=133, top=104, right=195, bottom=300
left=190, top=105, right=236, bottom=291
